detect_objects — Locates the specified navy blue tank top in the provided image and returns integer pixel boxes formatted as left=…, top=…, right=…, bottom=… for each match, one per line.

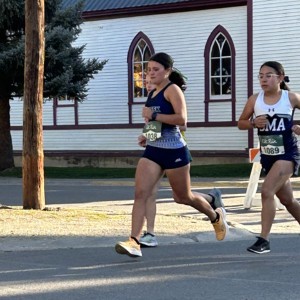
left=145, top=82, right=186, bottom=149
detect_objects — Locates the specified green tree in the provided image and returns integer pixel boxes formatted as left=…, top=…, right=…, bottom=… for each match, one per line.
left=0, top=0, right=107, bottom=171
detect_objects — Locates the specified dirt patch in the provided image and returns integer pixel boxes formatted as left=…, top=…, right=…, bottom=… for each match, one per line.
left=0, top=206, right=213, bottom=238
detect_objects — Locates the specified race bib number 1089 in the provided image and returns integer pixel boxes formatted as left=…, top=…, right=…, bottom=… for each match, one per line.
left=259, top=135, right=285, bottom=156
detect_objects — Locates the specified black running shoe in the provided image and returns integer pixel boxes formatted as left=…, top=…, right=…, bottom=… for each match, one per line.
left=247, top=237, right=270, bottom=254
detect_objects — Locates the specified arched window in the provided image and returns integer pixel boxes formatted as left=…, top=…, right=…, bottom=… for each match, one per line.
left=127, top=32, right=154, bottom=123
left=133, top=39, right=152, bottom=99
left=204, top=25, right=236, bottom=122
left=210, top=33, right=232, bottom=99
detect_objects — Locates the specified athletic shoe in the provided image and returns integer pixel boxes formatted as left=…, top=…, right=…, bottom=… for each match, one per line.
left=115, top=237, right=142, bottom=257
left=139, top=232, right=158, bottom=247
left=212, top=207, right=228, bottom=241
left=208, top=188, right=224, bottom=209
left=247, top=237, right=270, bottom=254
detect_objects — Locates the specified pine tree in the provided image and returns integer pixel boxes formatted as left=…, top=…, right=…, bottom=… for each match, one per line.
left=0, top=0, right=107, bottom=170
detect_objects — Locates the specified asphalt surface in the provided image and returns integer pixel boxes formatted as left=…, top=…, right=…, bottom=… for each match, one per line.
left=1, top=236, right=300, bottom=299
left=1, top=177, right=300, bottom=299
left=1, top=177, right=300, bottom=242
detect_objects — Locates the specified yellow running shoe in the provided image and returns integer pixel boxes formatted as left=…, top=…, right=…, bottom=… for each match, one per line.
left=115, top=237, right=142, bottom=257
left=212, top=207, right=229, bottom=241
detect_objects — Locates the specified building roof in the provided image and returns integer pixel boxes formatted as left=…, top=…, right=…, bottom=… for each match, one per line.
left=62, top=0, right=247, bottom=19
left=62, top=0, right=198, bottom=11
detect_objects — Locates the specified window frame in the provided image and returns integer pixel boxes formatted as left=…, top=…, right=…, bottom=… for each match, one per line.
left=127, top=31, right=154, bottom=124
left=210, top=34, right=232, bottom=100
left=204, top=25, right=236, bottom=122
left=53, top=97, right=78, bottom=126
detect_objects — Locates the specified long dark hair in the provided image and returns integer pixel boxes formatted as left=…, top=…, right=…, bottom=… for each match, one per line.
left=149, top=52, right=187, bottom=91
left=260, top=61, right=290, bottom=90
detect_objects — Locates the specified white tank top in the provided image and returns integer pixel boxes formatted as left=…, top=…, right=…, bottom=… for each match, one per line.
left=254, top=90, right=293, bottom=117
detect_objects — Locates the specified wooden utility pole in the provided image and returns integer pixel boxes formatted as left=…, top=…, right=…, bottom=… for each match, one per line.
left=23, top=0, right=45, bottom=209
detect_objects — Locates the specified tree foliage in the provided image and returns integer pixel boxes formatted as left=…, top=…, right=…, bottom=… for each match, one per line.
left=0, top=0, right=106, bottom=100
left=0, top=0, right=107, bottom=170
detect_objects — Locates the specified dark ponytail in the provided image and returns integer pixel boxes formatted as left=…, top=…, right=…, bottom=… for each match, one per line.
left=169, top=69, right=187, bottom=91
left=149, top=52, right=187, bottom=91
left=281, top=76, right=290, bottom=90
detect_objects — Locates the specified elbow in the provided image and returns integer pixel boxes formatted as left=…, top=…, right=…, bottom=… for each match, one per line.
left=237, top=121, right=243, bottom=130
left=180, top=119, right=186, bottom=127
left=178, top=116, right=186, bottom=127
left=237, top=120, right=247, bottom=130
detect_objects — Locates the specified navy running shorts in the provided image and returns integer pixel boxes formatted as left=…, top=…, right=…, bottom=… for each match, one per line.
left=142, top=145, right=190, bottom=170
left=261, top=153, right=300, bottom=176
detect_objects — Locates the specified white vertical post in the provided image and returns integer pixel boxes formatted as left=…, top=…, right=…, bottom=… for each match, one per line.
left=244, top=162, right=261, bottom=209
left=244, top=148, right=285, bottom=210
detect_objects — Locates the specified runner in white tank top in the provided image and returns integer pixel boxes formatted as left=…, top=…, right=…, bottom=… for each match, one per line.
left=238, top=61, right=300, bottom=254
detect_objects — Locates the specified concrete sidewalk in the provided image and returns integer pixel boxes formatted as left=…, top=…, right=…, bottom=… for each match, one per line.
left=1, top=177, right=300, bottom=251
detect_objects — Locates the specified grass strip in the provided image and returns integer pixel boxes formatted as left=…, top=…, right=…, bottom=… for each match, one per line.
left=0, top=164, right=253, bottom=179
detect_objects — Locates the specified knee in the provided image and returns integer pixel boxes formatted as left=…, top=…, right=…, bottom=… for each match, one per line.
left=135, top=189, right=149, bottom=202
left=173, top=192, right=190, bottom=205
left=260, top=186, right=275, bottom=201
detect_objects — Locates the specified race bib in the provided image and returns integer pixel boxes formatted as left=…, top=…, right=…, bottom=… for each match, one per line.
left=259, top=135, right=285, bottom=156
left=142, top=121, right=162, bottom=141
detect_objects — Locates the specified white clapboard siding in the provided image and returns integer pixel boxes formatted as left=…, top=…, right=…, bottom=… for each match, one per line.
left=10, top=5, right=250, bottom=152
left=185, top=127, right=248, bottom=151
left=252, top=0, right=300, bottom=98
left=43, top=101, right=55, bottom=126
left=10, top=99, right=62, bottom=127
left=12, top=128, right=144, bottom=151
left=42, top=128, right=144, bottom=150
left=252, top=0, right=300, bottom=164
left=56, top=107, right=75, bottom=125
left=10, top=99, right=23, bottom=126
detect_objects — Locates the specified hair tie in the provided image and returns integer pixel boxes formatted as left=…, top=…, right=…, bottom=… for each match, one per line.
left=284, top=75, right=290, bottom=83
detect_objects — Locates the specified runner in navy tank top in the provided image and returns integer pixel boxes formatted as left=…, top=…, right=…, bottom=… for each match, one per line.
left=138, top=76, right=223, bottom=248
left=115, top=52, right=228, bottom=258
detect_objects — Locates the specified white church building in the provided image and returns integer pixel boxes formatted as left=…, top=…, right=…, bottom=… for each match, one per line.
left=10, top=0, right=300, bottom=167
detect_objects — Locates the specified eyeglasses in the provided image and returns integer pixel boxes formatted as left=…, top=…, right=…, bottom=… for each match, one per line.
left=257, top=73, right=279, bottom=80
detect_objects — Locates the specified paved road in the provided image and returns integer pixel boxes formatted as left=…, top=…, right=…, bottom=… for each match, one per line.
left=0, top=177, right=247, bottom=206
left=1, top=237, right=300, bottom=299
left=0, top=178, right=137, bottom=205
left=1, top=177, right=300, bottom=299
